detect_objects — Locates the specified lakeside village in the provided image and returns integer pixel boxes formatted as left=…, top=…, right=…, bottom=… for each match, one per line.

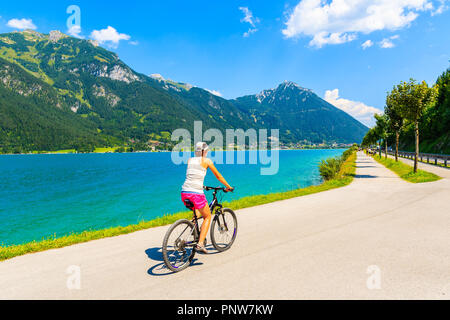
left=0, top=137, right=354, bottom=155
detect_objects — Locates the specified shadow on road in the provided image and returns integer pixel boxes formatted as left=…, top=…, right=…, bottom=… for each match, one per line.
left=145, top=244, right=220, bottom=262
left=354, top=174, right=378, bottom=179
left=356, top=166, right=376, bottom=168
left=145, top=247, right=164, bottom=261
left=147, top=259, right=204, bottom=276
left=145, top=245, right=219, bottom=276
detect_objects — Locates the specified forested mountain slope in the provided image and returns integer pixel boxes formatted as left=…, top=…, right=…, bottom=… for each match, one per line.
left=0, top=30, right=368, bottom=153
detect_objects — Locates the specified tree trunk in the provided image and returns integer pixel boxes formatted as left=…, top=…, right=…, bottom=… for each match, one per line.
left=414, top=120, right=419, bottom=173
left=395, top=131, right=399, bottom=162
left=379, top=140, right=381, bottom=158
left=385, top=140, right=388, bottom=160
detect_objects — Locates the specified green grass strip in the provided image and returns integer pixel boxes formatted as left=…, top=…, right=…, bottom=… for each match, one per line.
left=0, top=152, right=357, bottom=262
left=372, top=154, right=441, bottom=183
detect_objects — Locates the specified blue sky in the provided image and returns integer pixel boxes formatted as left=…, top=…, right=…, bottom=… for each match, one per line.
left=0, top=0, right=449, bottom=126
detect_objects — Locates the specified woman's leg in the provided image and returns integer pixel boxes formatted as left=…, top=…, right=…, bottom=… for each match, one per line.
left=194, top=209, right=202, bottom=219
left=197, top=205, right=211, bottom=246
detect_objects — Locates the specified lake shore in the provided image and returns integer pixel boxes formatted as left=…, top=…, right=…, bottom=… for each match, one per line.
left=0, top=150, right=357, bottom=261
left=0, top=147, right=349, bottom=156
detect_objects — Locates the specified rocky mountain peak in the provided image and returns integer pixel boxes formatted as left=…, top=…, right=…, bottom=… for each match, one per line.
left=150, top=73, right=165, bottom=81
left=49, top=30, right=68, bottom=43
left=254, top=81, right=312, bottom=104
left=277, top=80, right=311, bottom=93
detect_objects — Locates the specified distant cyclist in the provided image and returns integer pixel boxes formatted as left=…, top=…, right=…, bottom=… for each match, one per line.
left=181, top=142, right=233, bottom=254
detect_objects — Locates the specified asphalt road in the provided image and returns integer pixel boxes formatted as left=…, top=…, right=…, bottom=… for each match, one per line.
left=0, top=152, right=449, bottom=299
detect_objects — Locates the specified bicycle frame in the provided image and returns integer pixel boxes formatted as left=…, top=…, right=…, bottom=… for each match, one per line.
left=162, top=188, right=236, bottom=272
left=191, top=189, right=227, bottom=242
left=172, top=188, right=231, bottom=252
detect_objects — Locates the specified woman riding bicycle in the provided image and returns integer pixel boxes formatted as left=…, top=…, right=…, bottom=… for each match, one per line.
left=181, top=142, right=233, bottom=254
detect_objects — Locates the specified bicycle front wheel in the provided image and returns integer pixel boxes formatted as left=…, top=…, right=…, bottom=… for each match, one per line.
left=162, top=219, right=198, bottom=272
left=211, top=208, right=238, bottom=252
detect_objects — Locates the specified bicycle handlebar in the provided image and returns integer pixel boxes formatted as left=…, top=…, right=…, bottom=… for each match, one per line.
left=204, top=186, right=235, bottom=193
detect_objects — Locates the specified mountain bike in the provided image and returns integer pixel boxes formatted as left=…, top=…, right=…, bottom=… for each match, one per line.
left=162, top=186, right=237, bottom=272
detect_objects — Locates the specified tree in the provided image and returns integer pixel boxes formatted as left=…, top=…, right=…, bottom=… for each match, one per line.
left=424, top=69, right=450, bottom=148
left=435, top=69, right=450, bottom=134
left=374, top=114, right=389, bottom=159
left=362, top=127, right=379, bottom=149
left=75, top=143, right=95, bottom=153
left=389, top=79, right=438, bottom=172
left=385, top=94, right=404, bottom=162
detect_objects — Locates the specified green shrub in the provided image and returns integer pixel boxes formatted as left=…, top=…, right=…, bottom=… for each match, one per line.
left=319, top=157, right=344, bottom=180
left=342, top=149, right=352, bottom=161
left=342, top=146, right=358, bottom=161
left=319, top=146, right=357, bottom=181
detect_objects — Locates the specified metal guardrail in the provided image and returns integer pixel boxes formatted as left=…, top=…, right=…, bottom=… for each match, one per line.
left=386, top=150, right=450, bottom=167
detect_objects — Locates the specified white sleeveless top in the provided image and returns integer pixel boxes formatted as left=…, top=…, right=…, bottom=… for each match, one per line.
left=181, top=157, right=207, bottom=194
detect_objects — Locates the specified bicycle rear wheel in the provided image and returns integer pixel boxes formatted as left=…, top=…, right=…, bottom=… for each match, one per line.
left=211, top=208, right=238, bottom=252
left=162, top=219, right=198, bottom=272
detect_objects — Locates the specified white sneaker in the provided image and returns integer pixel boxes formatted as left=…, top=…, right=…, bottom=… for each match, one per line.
left=195, top=244, right=208, bottom=254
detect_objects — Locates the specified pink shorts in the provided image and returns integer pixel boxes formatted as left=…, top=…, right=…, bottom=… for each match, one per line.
left=181, top=192, right=208, bottom=210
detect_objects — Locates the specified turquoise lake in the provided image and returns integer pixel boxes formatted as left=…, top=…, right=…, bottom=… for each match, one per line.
left=0, top=149, right=344, bottom=246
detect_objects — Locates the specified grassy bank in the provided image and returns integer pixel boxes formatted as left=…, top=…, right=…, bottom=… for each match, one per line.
left=372, top=155, right=441, bottom=183
left=0, top=151, right=357, bottom=262
left=35, top=147, right=119, bottom=154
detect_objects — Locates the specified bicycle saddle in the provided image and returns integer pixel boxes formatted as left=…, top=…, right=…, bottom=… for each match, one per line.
left=183, top=199, right=195, bottom=210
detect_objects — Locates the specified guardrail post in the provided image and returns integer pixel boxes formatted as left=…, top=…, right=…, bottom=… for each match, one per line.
left=435, top=158, right=437, bottom=165
left=445, top=159, right=447, bottom=167
left=427, top=157, right=429, bottom=163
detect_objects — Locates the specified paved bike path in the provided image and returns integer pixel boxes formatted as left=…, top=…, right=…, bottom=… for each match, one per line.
left=0, top=152, right=449, bottom=299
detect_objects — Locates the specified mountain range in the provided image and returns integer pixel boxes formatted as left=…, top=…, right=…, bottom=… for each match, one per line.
left=0, top=30, right=368, bottom=153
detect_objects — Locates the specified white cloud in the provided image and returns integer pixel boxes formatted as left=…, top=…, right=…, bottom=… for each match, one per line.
left=432, top=0, right=449, bottom=15
left=239, top=7, right=259, bottom=37
left=379, top=39, right=394, bottom=48
left=379, top=34, right=399, bottom=48
left=243, top=28, right=258, bottom=38
left=7, top=18, right=37, bottom=30
left=90, top=26, right=130, bottom=48
left=324, top=89, right=382, bottom=127
left=205, top=89, right=223, bottom=97
left=362, top=39, right=373, bottom=49
left=282, top=0, right=437, bottom=48
left=239, top=7, right=259, bottom=27
left=67, top=25, right=84, bottom=39
left=312, top=32, right=357, bottom=47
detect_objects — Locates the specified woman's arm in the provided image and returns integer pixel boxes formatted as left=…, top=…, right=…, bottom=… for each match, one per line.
left=205, top=159, right=232, bottom=190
